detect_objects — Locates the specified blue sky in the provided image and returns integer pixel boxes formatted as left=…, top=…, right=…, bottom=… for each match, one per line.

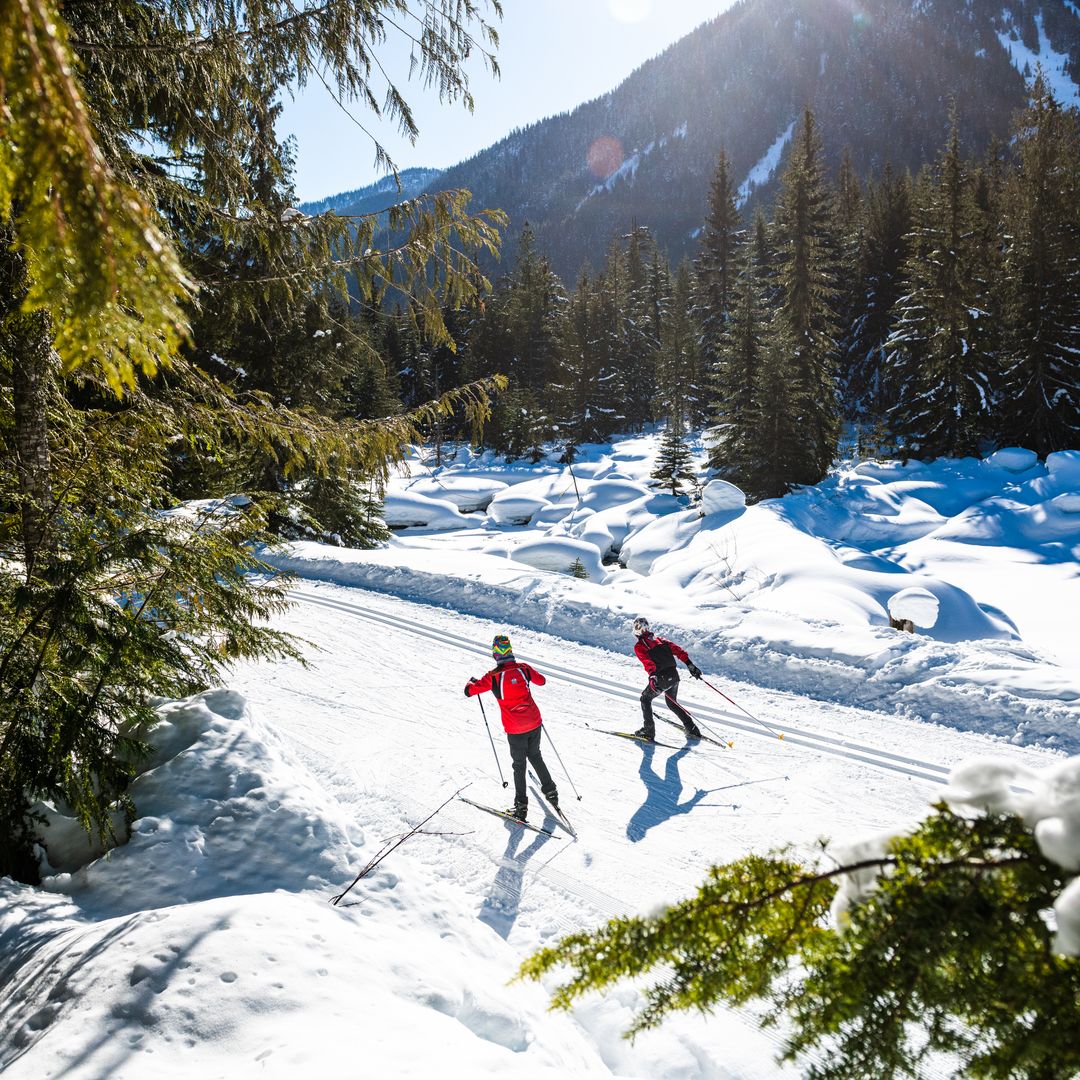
left=279, top=0, right=739, bottom=203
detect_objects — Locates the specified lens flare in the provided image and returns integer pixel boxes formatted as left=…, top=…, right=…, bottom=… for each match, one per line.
left=608, top=0, right=652, bottom=23
left=587, top=135, right=625, bottom=180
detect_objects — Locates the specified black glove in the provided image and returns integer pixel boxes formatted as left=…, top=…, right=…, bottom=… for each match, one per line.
left=464, top=678, right=478, bottom=697
left=687, top=661, right=703, bottom=680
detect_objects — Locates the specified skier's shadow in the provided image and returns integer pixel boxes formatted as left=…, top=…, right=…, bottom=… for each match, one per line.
left=626, top=743, right=708, bottom=843
left=477, top=818, right=553, bottom=939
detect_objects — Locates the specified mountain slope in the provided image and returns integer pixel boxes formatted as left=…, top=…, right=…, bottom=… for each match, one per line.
left=311, top=0, right=1080, bottom=282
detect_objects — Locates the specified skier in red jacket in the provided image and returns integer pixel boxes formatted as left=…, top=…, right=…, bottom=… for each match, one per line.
left=465, top=634, right=558, bottom=822
left=632, top=617, right=702, bottom=741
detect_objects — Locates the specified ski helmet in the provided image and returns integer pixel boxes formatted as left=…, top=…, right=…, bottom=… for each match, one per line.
left=632, top=617, right=650, bottom=637
left=492, top=634, right=514, bottom=662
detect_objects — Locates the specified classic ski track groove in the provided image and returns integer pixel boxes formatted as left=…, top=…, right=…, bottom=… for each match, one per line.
left=270, top=587, right=963, bottom=1078
left=291, top=586, right=953, bottom=787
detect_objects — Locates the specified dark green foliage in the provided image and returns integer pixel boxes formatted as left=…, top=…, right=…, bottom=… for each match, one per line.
left=887, top=119, right=994, bottom=459
left=0, top=385, right=300, bottom=881
left=521, top=804, right=1080, bottom=1079
left=696, top=149, right=742, bottom=373
left=707, top=244, right=766, bottom=482
left=0, top=0, right=508, bottom=881
left=650, top=416, right=696, bottom=498
left=998, top=77, right=1080, bottom=456
left=771, top=109, right=841, bottom=488
left=842, top=165, right=913, bottom=420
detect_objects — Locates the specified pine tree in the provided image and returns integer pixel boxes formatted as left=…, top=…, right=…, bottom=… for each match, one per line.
left=707, top=245, right=767, bottom=483
left=887, top=117, right=993, bottom=459
left=842, top=165, right=913, bottom=421
left=619, top=227, right=660, bottom=430
left=557, top=269, right=622, bottom=450
left=521, top=802, right=1080, bottom=1079
left=770, top=108, right=841, bottom=487
left=0, top=0, right=507, bottom=880
left=999, top=76, right=1080, bottom=455
left=696, top=149, right=742, bottom=375
left=656, top=262, right=704, bottom=427
left=651, top=415, right=696, bottom=497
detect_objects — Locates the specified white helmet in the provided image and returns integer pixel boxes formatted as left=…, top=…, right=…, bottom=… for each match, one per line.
left=632, top=617, right=650, bottom=637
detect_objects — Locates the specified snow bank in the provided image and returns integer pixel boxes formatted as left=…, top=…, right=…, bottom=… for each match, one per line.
left=509, top=536, right=606, bottom=580
left=403, top=476, right=508, bottom=512
left=0, top=691, right=612, bottom=1079
left=382, top=490, right=468, bottom=530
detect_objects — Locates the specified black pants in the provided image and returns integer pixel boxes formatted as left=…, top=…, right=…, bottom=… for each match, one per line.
left=507, top=727, right=557, bottom=809
left=641, top=669, right=695, bottom=732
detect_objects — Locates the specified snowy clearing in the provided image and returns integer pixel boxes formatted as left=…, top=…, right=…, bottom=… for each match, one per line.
left=3, top=432, right=1079, bottom=1078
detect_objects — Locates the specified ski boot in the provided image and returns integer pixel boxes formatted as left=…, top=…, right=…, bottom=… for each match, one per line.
left=504, top=802, right=528, bottom=822
left=633, top=726, right=656, bottom=742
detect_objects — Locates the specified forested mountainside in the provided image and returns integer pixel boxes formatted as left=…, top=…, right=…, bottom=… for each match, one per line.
left=312, top=0, right=1080, bottom=281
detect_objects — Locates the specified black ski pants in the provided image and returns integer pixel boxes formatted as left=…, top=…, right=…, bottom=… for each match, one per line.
left=507, top=726, right=557, bottom=810
left=641, top=668, right=695, bottom=732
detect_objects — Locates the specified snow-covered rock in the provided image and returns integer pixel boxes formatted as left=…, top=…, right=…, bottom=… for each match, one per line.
left=985, top=447, right=1039, bottom=473
left=619, top=509, right=702, bottom=576
left=509, top=536, right=605, bottom=580
left=487, top=491, right=550, bottom=526
left=887, top=587, right=940, bottom=629
left=405, top=476, right=508, bottom=512
left=383, top=490, right=468, bottom=530
left=701, top=479, right=746, bottom=515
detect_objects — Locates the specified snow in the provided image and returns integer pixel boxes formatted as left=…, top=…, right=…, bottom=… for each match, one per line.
left=509, top=536, right=607, bottom=580
left=737, top=121, right=796, bottom=207
left=4, top=431, right=1080, bottom=1077
left=997, top=10, right=1080, bottom=110
left=887, top=586, right=940, bottom=629
left=382, top=489, right=468, bottom=530
left=701, top=479, right=746, bottom=515
left=404, top=475, right=508, bottom=512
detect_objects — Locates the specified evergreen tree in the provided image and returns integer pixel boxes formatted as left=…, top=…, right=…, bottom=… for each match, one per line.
left=651, top=415, right=696, bottom=497
left=656, top=262, right=704, bottom=427
left=999, top=77, right=1080, bottom=455
left=557, top=269, right=622, bottom=450
left=707, top=245, right=767, bottom=483
left=769, top=108, right=841, bottom=487
left=842, top=165, right=913, bottom=420
left=522, top=801, right=1080, bottom=1079
left=0, top=0, right=506, bottom=880
left=696, top=149, right=742, bottom=374
left=887, top=117, right=993, bottom=459
left=619, top=226, right=660, bottom=430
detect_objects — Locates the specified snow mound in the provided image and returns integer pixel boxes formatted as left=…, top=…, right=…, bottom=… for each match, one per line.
left=510, top=537, right=605, bottom=580
left=619, top=509, right=702, bottom=576
left=888, top=587, right=940, bottom=629
left=404, top=476, right=508, bottom=512
left=701, top=479, right=746, bottom=515
left=985, top=447, right=1039, bottom=473
left=39, top=690, right=359, bottom=914
left=383, top=490, right=468, bottom=530
left=1048, top=450, right=1080, bottom=490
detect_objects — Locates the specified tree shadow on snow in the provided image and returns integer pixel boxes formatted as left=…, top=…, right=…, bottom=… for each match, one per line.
left=626, top=744, right=709, bottom=844
left=477, top=818, right=554, bottom=940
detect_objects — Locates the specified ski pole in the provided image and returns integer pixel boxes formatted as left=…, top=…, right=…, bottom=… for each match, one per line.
left=700, top=679, right=785, bottom=740
left=663, top=691, right=734, bottom=747
left=541, top=724, right=582, bottom=801
left=476, top=696, right=508, bottom=788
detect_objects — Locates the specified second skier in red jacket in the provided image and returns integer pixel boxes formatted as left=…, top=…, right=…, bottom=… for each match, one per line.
left=465, top=634, right=558, bottom=822
left=632, top=617, right=702, bottom=741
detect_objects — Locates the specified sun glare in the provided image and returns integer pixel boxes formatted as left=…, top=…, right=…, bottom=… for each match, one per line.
left=608, top=0, right=653, bottom=25
left=587, top=135, right=625, bottom=180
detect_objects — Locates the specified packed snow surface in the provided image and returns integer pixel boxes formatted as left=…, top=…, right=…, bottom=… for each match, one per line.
left=4, top=431, right=1079, bottom=1078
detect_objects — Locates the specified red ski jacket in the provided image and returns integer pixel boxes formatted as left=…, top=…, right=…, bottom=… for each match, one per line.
left=466, top=661, right=546, bottom=734
left=634, top=632, right=690, bottom=676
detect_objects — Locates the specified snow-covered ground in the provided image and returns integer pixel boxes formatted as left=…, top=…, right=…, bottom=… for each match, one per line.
left=3, top=433, right=1079, bottom=1078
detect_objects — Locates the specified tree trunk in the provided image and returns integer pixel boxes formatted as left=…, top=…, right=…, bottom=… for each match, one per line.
left=1, top=223, right=55, bottom=580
